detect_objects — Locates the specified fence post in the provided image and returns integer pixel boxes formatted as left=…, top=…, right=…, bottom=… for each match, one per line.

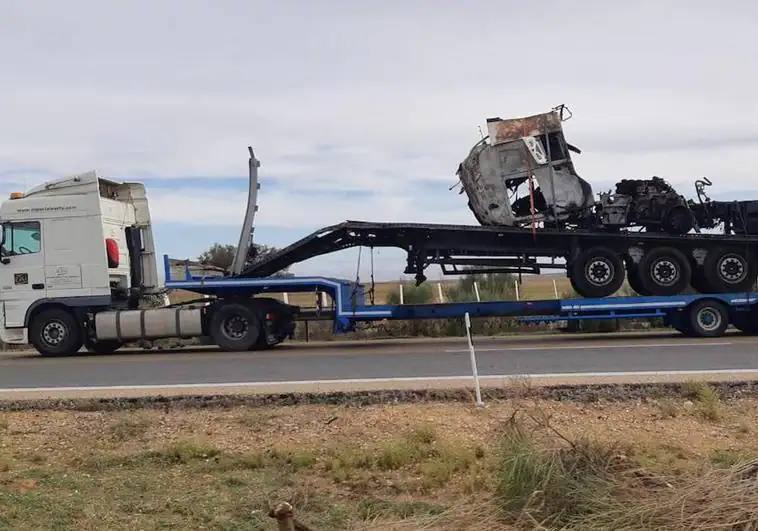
left=464, top=312, right=484, bottom=407
left=473, top=281, right=481, bottom=302
left=437, top=282, right=445, bottom=303
left=399, top=284, right=404, bottom=305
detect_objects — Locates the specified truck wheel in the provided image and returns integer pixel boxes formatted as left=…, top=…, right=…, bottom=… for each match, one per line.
left=569, top=247, right=625, bottom=298
left=687, top=299, right=729, bottom=337
left=638, top=247, right=691, bottom=296
left=209, top=303, right=262, bottom=351
left=626, top=263, right=652, bottom=296
left=702, top=248, right=757, bottom=293
left=691, top=266, right=711, bottom=293
left=29, top=308, right=83, bottom=357
left=84, top=339, right=122, bottom=355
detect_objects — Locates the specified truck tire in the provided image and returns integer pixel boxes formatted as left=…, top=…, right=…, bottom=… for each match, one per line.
left=626, top=262, right=652, bottom=296
left=569, top=247, right=625, bottom=298
left=702, top=248, right=757, bottom=293
left=84, top=339, right=122, bottom=355
left=29, top=308, right=83, bottom=357
left=209, top=302, right=262, bottom=351
left=687, top=299, right=729, bottom=337
left=638, top=247, right=691, bottom=296
left=690, top=266, right=711, bottom=293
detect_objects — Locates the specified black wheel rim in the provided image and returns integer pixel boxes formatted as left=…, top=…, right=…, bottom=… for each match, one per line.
left=585, top=258, right=614, bottom=287
left=718, top=254, right=747, bottom=284
left=650, top=258, right=680, bottom=287
left=222, top=315, right=249, bottom=341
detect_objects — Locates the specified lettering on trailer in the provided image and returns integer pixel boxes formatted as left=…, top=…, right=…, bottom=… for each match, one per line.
left=45, top=265, right=82, bottom=289
left=13, top=273, right=28, bottom=285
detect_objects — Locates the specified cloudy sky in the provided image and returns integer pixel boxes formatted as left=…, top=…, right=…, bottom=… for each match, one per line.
left=2, top=1, right=757, bottom=280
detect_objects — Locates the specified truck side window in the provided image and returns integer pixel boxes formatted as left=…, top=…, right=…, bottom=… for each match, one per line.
left=1, top=222, right=41, bottom=256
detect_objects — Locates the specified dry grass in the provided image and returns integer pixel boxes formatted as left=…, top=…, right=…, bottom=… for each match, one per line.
left=1, top=397, right=757, bottom=529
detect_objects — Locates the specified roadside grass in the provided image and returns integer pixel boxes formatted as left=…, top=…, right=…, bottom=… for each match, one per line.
left=656, top=398, right=679, bottom=418
left=1, top=399, right=758, bottom=530
left=681, top=381, right=723, bottom=421
left=108, top=414, right=152, bottom=441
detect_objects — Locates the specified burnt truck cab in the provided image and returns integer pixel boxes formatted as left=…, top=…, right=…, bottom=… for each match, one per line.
left=457, top=107, right=594, bottom=227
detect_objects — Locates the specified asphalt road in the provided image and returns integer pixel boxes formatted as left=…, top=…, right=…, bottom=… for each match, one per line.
left=1, top=331, right=757, bottom=391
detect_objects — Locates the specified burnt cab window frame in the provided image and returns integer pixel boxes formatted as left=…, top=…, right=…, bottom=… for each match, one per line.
left=1, top=221, right=42, bottom=257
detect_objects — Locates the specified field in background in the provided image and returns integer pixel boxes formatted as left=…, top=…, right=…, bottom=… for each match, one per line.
left=1, top=385, right=757, bottom=530
left=169, top=274, right=572, bottom=307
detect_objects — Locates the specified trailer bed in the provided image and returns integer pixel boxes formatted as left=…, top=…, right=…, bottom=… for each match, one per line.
left=166, top=256, right=758, bottom=337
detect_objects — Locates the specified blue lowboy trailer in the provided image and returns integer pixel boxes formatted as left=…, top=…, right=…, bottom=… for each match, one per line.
left=165, top=255, right=758, bottom=341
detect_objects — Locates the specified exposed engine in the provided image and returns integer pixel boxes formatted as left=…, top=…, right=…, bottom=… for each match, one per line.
left=598, top=177, right=694, bottom=234
left=457, top=106, right=758, bottom=236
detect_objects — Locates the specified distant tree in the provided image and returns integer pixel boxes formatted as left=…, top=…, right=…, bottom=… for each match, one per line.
left=198, top=243, right=236, bottom=271
left=198, top=242, right=289, bottom=275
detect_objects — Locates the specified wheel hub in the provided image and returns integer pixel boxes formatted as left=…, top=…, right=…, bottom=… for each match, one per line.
left=697, top=308, right=722, bottom=331
left=718, top=255, right=746, bottom=283
left=42, top=321, right=66, bottom=346
left=222, top=315, right=249, bottom=340
left=651, top=259, right=679, bottom=286
left=586, top=259, right=613, bottom=286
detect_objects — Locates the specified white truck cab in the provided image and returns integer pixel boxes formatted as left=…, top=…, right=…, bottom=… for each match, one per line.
left=0, top=172, right=160, bottom=353
left=0, top=164, right=295, bottom=356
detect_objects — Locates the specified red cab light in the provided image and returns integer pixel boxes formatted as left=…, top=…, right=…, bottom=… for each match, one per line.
left=105, top=238, right=120, bottom=268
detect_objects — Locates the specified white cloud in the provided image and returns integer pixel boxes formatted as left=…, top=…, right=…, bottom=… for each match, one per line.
left=2, top=0, right=758, bottom=240
left=147, top=185, right=473, bottom=229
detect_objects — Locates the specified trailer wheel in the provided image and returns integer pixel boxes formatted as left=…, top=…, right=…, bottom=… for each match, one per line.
left=29, top=308, right=83, bottom=357
left=209, top=303, right=262, bottom=351
left=687, top=300, right=729, bottom=337
left=570, top=247, right=625, bottom=298
left=702, top=248, right=757, bottom=293
left=638, top=247, right=691, bottom=296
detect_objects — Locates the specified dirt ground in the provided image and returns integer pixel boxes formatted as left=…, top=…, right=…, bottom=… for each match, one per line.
left=1, top=388, right=757, bottom=530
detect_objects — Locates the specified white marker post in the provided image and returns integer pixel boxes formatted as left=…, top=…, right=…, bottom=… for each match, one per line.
left=437, top=282, right=445, bottom=303
left=282, top=292, right=289, bottom=304
left=553, top=279, right=559, bottom=299
left=473, top=281, right=481, bottom=302
left=514, top=280, right=520, bottom=301
left=399, top=284, right=404, bottom=304
left=464, top=312, right=484, bottom=407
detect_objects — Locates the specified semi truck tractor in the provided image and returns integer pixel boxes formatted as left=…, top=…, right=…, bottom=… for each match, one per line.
left=0, top=168, right=295, bottom=356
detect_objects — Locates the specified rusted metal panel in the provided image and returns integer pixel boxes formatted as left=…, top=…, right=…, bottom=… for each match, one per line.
left=486, top=111, right=562, bottom=145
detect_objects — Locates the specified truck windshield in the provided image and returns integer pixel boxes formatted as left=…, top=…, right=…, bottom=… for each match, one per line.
left=1, top=222, right=41, bottom=256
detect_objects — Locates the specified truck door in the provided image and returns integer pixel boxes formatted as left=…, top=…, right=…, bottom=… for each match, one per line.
left=0, top=221, right=46, bottom=327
